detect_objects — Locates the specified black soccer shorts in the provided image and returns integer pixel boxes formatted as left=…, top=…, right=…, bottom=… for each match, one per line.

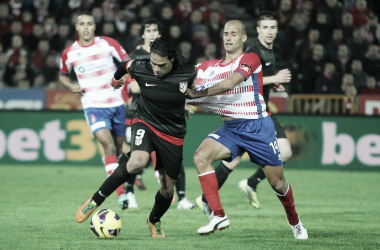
left=130, top=122, right=183, bottom=180
left=271, top=116, right=287, bottom=139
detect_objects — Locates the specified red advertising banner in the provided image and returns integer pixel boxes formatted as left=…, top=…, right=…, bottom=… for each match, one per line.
left=45, top=90, right=82, bottom=110
left=359, top=95, right=380, bottom=115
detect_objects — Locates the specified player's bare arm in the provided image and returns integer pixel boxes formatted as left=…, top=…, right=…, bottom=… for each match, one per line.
left=186, top=72, right=245, bottom=99
left=129, top=80, right=140, bottom=93
left=59, top=73, right=82, bottom=94
left=263, top=69, right=291, bottom=85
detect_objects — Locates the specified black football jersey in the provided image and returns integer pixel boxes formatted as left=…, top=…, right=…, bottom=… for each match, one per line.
left=115, top=59, right=196, bottom=138
left=127, top=48, right=150, bottom=115
left=245, top=38, right=276, bottom=106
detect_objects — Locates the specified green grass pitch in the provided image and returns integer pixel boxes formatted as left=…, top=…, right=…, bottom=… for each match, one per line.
left=0, top=165, right=379, bottom=250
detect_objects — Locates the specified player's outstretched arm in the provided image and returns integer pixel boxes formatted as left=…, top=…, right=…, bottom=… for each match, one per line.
left=186, top=72, right=245, bottom=99
left=263, top=69, right=291, bottom=85
left=59, top=73, right=82, bottom=94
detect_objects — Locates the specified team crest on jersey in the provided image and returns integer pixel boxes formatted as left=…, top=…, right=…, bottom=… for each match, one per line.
left=179, top=82, right=187, bottom=93
left=135, top=137, right=142, bottom=146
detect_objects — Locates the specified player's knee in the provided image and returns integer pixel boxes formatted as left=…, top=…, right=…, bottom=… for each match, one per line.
left=127, top=158, right=147, bottom=173
left=269, top=179, right=286, bottom=193
left=193, top=151, right=209, bottom=169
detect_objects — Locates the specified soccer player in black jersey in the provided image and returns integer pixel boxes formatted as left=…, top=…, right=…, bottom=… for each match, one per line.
left=123, top=18, right=195, bottom=210
left=76, top=37, right=196, bottom=238
left=195, top=12, right=293, bottom=210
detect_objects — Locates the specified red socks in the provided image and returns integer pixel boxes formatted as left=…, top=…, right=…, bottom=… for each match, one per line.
left=104, top=155, right=125, bottom=197
left=276, top=183, right=299, bottom=226
left=199, top=171, right=225, bottom=217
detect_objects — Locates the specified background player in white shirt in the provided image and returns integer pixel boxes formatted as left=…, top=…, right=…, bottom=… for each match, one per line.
left=59, top=12, right=130, bottom=210
left=186, top=20, right=308, bottom=239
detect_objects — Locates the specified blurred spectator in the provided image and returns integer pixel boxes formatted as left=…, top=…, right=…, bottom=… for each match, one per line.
left=333, top=44, right=352, bottom=74
left=31, top=39, right=53, bottom=71
left=66, top=0, right=83, bottom=15
left=11, top=68, right=28, bottom=87
left=125, top=0, right=145, bottom=22
left=0, top=70, right=6, bottom=88
left=300, top=44, right=326, bottom=93
left=310, top=11, right=333, bottom=44
left=362, top=44, right=380, bottom=80
left=14, top=55, right=34, bottom=80
left=43, top=15, right=58, bottom=38
left=341, top=0, right=356, bottom=12
left=179, top=41, right=195, bottom=64
left=340, top=12, right=354, bottom=40
left=360, top=75, right=380, bottom=95
left=341, top=73, right=354, bottom=92
left=101, top=22, right=120, bottom=42
left=191, top=0, right=208, bottom=10
left=207, top=10, right=224, bottom=49
left=2, top=21, right=23, bottom=50
left=32, top=0, right=54, bottom=23
left=0, top=53, right=8, bottom=73
left=50, top=21, right=71, bottom=52
left=6, top=34, right=28, bottom=68
left=321, top=0, right=344, bottom=27
left=102, top=0, right=119, bottom=22
left=204, top=42, right=218, bottom=60
left=342, top=83, right=357, bottom=114
left=350, top=59, right=367, bottom=91
left=17, top=79, right=31, bottom=89
left=195, top=55, right=206, bottom=64
left=325, top=28, right=345, bottom=61
left=25, top=23, right=44, bottom=52
left=0, top=3, right=12, bottom=41
left=114, top=9, right=127, bottom=37
left=314, top=62, right=341, bottom=94
left=136, top=6, right=152, bottom=23
left=202, top=0, right=226, bottom=23
left=181, top=9, right=204, bottom=41
left=41, top=53, right=59, bottom=83
left=191, top=25, right=211, bottom=58
left=168, top=24, right=184, bottom=45
left=123, top=22, right=142, bottom=53
left=368, top=13, right=380, bottom=43
left=147, top=0, right=171, bottom=19
left=297, top=0, right=318, bottom=21
left=349, top=0, right=373, bottom=28
left=159, top=6, right=176, bottom=36
left=283, top=12, right=308, bottom=60
left=8, top=0, right=23, bottom=20
left=32, top=73, right=47, bottom=88
left=91, top=7, right=104, bottom=36
left=291, top=28, right=320, bottom=71
left=347, top=28, right=369, bottom=60
left=20, top=10, right=35, bottom=37
left=173, top=0, right=194, bottom=23
left=80, top=0, right=97, bottom=12
left=274, top=0, right=294, bottom=31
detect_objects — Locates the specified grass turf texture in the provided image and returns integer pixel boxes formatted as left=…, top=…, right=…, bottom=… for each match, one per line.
left=0, top=165, right=379, bottom=250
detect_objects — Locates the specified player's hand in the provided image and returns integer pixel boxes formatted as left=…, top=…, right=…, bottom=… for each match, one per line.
left=184, top=104, right=194, bottom=120
left=273, top=84, right=285, bottom=92
left=71, top=84, right=82, bottom=95
left=186, top=88, right=197, bottom=99
left=275, top=69, right=291, bottom=83
left=111, top=77, right=125, bottom=90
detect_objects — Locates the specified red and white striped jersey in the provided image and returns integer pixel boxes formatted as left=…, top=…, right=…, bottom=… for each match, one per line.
left=187, top=52, right=268, bottom=119
left=60, top=36, right=129, bottom=109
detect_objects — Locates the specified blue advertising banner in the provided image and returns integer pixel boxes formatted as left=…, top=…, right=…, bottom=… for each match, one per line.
left=0, top=89, right=45, bottom=110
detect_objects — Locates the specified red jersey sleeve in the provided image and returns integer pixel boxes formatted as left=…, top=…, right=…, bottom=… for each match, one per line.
left=102, top=36, right=129, bottom=61
left=60, top=46, right=71, bottom=74
left=234, top=52, right=262, bottom=80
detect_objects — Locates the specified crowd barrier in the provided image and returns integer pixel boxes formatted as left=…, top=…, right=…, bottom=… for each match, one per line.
left=0, top=111, right=379, bottom=170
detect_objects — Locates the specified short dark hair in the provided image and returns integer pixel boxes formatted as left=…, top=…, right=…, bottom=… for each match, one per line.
left=257, top=11, right=277, bottom=27
left=150, top=37, right=186, bottom=66
left=140, top=18, right=163, bottom=37
left=77, top=11, right=95, bottom=24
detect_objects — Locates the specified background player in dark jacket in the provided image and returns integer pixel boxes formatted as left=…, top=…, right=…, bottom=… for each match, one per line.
left=122, top=18, right=195, bottom=210
left=195, top=12, right=294, bottom=211
left=76, top=37, right=196, bottom=238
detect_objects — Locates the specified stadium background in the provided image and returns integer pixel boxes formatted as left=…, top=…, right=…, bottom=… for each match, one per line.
left=0, top=0, right=379, bottom=171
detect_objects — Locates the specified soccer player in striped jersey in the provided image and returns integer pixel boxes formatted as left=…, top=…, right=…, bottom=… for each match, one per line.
left=186, top=20, right=308, bottom=239
left=59, top=12, right=130, bottom=210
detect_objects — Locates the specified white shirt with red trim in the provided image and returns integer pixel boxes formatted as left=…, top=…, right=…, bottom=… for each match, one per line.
left=187, top=52, right=268, bottom=119
left=60, top=36, right=129, bottom=109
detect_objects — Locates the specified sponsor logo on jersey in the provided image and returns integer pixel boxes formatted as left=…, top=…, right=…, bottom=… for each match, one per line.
left=145, top=83, right=156, bottom=87
left=208, top=70, right=215, bottom=77
left=135, top=137, right=142, bottom=146
left=179, top=82, right=187, bottom=93
left=266, top=62, right=271, bottom=66
left=241, top=66, right=250, bottom=73
left=79, top=66, right=85, bottom=73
